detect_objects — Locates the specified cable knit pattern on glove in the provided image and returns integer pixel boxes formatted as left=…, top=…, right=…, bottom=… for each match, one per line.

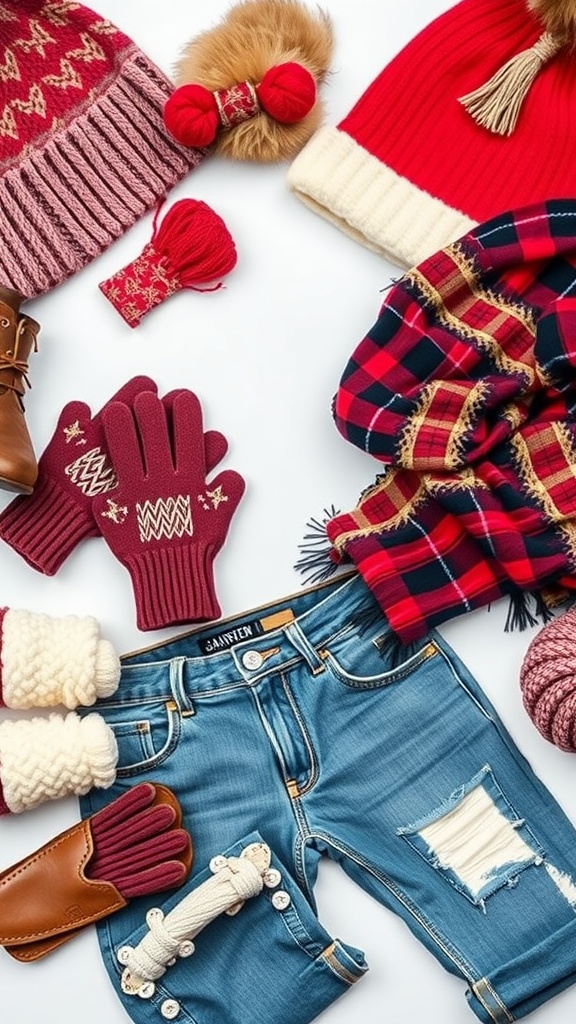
left=0, top=712, right=118, bottom=814
left=520, top=607, right=576, bottom=752
left=0, top=607, right=120, bottom=709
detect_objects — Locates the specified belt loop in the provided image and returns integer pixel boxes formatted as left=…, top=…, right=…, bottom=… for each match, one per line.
left=169, top=657, right=195, bottom=716
left=283, top=621, right=325, bottom=676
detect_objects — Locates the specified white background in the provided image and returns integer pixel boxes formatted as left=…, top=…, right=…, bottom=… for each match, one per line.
left=2, top=1, right=576, bottom=1022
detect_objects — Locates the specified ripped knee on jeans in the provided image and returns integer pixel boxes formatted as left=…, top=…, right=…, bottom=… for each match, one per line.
left=397, top=765, right=546, bottom=911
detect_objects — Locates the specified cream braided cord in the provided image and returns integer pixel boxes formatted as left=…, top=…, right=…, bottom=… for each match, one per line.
left=121, top=842, right=272, bottom=996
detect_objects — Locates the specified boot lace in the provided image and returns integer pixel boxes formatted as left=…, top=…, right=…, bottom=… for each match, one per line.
left=0, top=316, right=38, bottom=408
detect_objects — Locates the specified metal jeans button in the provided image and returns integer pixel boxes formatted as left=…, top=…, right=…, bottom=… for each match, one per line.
left=242, top=650, right=263, bottom=670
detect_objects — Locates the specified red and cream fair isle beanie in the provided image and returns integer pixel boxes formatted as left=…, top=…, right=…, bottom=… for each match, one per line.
left=0, top=0, right=204, bottom=298
left=287, top=0, right=576, bottom=269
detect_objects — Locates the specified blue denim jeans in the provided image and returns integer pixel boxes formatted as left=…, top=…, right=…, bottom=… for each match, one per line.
left=81, top=573, right=576, bottom=1024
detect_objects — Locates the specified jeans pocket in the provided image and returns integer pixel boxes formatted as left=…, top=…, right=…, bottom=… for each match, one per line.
left=397, top=764, right=546, bottom=908
left=91, top=698, right=181, bottom=776
left=320, top=622, right=438, bottom=691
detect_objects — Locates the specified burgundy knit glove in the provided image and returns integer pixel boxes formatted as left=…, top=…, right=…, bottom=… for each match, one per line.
left=0, top=782, right=193, bottom=963
left=93, top=390, right=245, bottom=630
left=0, top=376, right=157, bottom=575
left=86, top=782, right=192, bottom=897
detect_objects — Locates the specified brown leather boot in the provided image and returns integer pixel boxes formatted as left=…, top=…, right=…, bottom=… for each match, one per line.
left=0, top=286, right=40, bottom=494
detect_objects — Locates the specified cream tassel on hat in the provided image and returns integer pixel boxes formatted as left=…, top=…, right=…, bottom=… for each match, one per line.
left=459, top=31, right=560, bottom=135
left=459, top=0, right=574, bottom=136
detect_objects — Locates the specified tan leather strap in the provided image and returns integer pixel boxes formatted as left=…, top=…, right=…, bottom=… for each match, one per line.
left=0, top=819, right=126, bottom=948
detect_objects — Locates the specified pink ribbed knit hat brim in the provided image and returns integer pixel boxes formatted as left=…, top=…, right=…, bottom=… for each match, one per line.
left=0, top=49, right=205, bottom=298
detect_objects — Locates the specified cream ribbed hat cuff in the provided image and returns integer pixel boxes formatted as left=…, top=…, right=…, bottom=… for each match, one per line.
left=287, top=125, right=476, bottom=269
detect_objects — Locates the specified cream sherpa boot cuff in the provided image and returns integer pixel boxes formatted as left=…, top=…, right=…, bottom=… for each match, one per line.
left=0, top=711, right=118, bottom=814
left=0, top=607, right=120, bottom=709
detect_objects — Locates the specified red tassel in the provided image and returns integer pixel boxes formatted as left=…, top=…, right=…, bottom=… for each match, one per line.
left=99, top=198, right=238, bottom=328
left=150, top=198, right=237, bottom=288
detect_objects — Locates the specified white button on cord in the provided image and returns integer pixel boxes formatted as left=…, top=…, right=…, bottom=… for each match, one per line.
left=242, top=650, right=264, bottom=670
left=138, top=981, right=156, bottom=1000
left=271, top=889, right=291, bottom=911
left=146, top=907, right=163, bottom=926
left=209, top=854, right=228, bottom=873
left=161, top=998, right=181, bottom=1019
left=263, top=867, right=282, bottom=888
left=117, top=945, right=133, bottom=965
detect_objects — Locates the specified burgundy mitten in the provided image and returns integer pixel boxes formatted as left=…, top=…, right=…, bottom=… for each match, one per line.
left=0, top=376, right=157, bottom=575
left=93, top=390, right=245, bottom=630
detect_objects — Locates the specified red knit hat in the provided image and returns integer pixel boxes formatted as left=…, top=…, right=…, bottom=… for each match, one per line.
left=0, top=1, right=204, bottom=298
left=287, top=0, right=576, bottom=269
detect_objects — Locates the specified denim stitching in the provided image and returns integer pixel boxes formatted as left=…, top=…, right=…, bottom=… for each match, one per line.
left=293, top=821, right=315, bottom=901
left=280, top=673, right=318, bottom=796
left=321, top=642, right=437, bottom=690
left=306, top=830, right=480, bottom=982
left=436, top=645, right=496, bottom=722
left=92, top=695, right=173, bottom=710
left=265, top=890, right=327, bottom=961
left=115, top=702, right=181, bottom=778
left=247, top=685, right=291, bottom=781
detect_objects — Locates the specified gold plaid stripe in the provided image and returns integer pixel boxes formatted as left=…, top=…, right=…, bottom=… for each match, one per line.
left=331, top=472, right=428, bottom=552
left=510, top=424, right=576, bottom=541
left=407, top=245, right=538, bottom=383
left=449, top=242, right=537, bottom=334
left=424, top=467, right=490, bottom=493
left=398, top=379, right=490, bottom=470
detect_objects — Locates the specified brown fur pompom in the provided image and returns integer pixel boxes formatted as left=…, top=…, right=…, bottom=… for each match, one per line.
left=527, top=0, right=576, bottom=44
left=172, top=0, right=333, bottom=162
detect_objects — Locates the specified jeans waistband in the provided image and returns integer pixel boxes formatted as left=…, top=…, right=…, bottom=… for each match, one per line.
left=119, top=571, right=381, bottom=696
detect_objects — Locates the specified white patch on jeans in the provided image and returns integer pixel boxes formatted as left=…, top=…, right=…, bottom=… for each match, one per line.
left=545, top=862, right=576, bottom=909
left=418, top=784, right=535, bottom=899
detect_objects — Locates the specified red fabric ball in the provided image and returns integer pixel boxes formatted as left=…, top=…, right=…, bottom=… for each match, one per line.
left=257, top=62, right=316, bottom=124
left=164, top=84, right=219, bottom=148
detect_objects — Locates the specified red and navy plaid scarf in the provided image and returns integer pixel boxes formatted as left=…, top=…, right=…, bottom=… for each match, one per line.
left=325, top=200, right=576, bottom=643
